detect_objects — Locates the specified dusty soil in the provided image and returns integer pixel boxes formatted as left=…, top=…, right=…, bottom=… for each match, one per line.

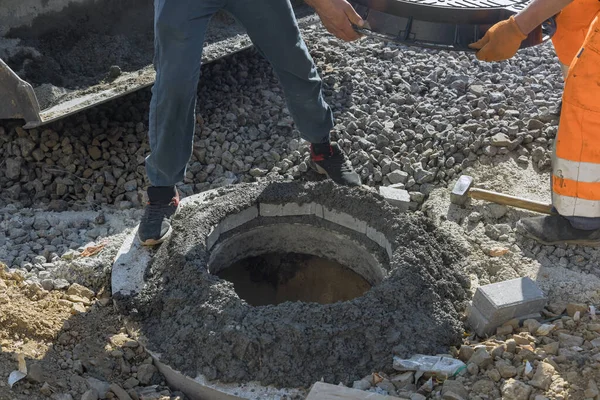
left=0, top=267, right=181, bottom=400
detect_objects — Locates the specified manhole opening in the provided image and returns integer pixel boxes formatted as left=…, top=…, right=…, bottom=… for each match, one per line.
left=216, top=252, right=372, bottom=306
left=206, top=204, right=391, bottom=306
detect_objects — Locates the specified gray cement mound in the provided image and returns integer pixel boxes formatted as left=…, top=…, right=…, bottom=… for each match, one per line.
left=118, top=181, right=470, bottom=388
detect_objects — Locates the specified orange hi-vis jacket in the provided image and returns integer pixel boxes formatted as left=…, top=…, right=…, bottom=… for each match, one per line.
left=551, top=1, right=600, bottom=218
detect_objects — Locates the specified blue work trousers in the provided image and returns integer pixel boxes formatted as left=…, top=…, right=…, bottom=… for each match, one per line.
left=146, top=0, right=334, bottom=186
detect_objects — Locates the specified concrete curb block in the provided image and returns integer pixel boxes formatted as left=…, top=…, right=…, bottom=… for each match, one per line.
left=466, top=277, right=547, bottom=337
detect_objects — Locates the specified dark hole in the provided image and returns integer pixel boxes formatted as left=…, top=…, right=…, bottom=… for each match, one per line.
left=217, top=252, right=372, bottom=306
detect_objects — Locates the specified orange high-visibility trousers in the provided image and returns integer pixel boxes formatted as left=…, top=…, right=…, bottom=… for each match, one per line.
left=552, top=13, right=600, bottom=218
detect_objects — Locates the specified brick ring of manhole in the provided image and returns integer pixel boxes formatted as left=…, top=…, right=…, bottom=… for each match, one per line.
left=112, top=181, right=470, bottom=396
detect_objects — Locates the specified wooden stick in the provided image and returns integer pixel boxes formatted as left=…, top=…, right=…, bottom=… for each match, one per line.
left=468, top=188, right=554, bottom=215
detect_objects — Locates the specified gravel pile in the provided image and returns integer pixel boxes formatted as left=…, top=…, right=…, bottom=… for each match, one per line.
left=0, top=24, right=565, bottom=283
left=0, top=25, right=562, bottom=210
left=2, top=17, right=600, bottom=400
left=0, top=207, right=142, bottom=291
left=348, top=302, right=600, bottom=400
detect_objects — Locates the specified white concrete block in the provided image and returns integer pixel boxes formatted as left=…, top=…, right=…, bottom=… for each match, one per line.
left=379, top=186, right=411, bottom=212
left=112, top=226, right=153, bottom=297
left=385, top=240, right=393, bottom=260
left=259, top=203, right=283, bottom=217
left=259, top=202, right=323, bottom=218
left=312, top=203, right=324, bottom=218
left=282, top=202, right=318, bottom=217
left=322, top=207, right=367, bottom=234
left=219, top=206, right=258, bottom=234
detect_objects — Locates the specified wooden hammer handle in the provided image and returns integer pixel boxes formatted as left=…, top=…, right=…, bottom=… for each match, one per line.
left=469, top=188, right=554, bottom=215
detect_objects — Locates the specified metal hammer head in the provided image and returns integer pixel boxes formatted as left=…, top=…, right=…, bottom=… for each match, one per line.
left=450, top=175, right=474, bottom=205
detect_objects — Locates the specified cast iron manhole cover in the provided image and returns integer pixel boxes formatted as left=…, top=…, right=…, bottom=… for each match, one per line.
left=349, top=0, right=556, bottom=50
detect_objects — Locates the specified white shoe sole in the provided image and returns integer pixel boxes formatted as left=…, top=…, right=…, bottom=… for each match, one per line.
left=138, top=224, right=173, bottom=246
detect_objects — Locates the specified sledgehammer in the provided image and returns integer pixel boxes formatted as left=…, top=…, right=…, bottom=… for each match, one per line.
left=451, top=175, right=555, bottom=215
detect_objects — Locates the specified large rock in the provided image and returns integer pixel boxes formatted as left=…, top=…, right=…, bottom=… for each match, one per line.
left=468, top=347, right=492, bottom=368
left=558, top=333, right=584, bottom=347
left=497, top=361, right=517, bottom=379
left=502, top=379, right=533, bottom=400
left=530, top=362, right=555, bottom=390
left=458, top=345, right=474, bottom=362
left=136, top=364, right=157, bottom=385
left=441, top=380, right=468, bottom=400
left=387, top=170, right=409, bottom=184
left=66, top=283, right=95, bottom=300
left=5, top=157, right=22, bottom=180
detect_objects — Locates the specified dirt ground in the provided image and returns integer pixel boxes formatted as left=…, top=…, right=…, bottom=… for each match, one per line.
left=0, top=267, right=181, bottom=400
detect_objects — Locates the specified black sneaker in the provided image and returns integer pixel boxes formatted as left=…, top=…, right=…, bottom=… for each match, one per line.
left=138, top=186, right=180, bottom=246
left=308, top=142, right=361, bottom=186
left=516, top=215, right=600, bottom=246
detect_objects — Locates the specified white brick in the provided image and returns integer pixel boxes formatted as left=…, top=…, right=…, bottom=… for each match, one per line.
left=379, top=186, right=410, bottom=212
left=259, top=203, right=283, bottom=217
left=385, top=240, right=393, bottom=260
left=367, top=226, right=385, bottom=247
left=323, top=207, right=367, bottom=234
left=282, top=202, right=319, bottom=217
left=219, top=206, right=258, bottom=234
left=259, top=202, right=324, bottom=217
left=312, top=203, right=324, bottom=218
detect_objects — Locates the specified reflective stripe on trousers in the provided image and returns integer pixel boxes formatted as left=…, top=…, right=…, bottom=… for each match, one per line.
left=552, top=13, right=600, bottom=220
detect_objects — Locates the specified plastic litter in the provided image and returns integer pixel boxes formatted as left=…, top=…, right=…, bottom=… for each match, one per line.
left=393, top=354, right=466, bottom=379
left=525, top=361, right=533, bottom=377
left=8, top=354, right=27, bottom=388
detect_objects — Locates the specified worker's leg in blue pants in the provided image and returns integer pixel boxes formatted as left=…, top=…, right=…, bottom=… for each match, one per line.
left=224, top=0, right=334, bottom=146
left=146, top=0, right=225, bottom=187
left=140, top=0, right=358, bottom=245
left=146, top=0, right=334, bottom=187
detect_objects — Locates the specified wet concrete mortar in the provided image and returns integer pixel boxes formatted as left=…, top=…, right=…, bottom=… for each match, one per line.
left=119, top=180, right=470, bottom=388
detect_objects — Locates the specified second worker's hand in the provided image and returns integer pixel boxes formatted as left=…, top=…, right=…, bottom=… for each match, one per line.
left=307, top=0, right=365, bottom=41
left=468, top=16, right=527, bottom=61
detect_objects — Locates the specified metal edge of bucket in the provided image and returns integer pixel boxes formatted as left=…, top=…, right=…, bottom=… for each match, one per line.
left=0, top=58, right=42, bottom=126
left=11, top=6, right=319, bottom=130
